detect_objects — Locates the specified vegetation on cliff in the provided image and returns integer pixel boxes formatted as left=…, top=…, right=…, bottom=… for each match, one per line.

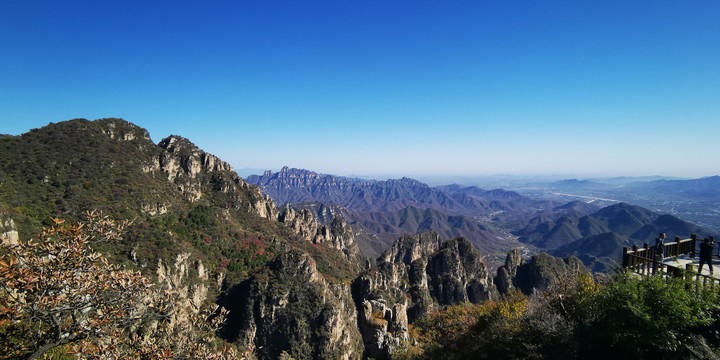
left=0, top=215, right=238, bottom=359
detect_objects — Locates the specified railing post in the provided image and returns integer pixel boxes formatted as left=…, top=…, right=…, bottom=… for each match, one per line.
left=675, top=236, right=681, bottom=257
left=651, top=251, right=658, bottom=276
left=691, top=234, right=697, bottom=258
left=643, top=243, right=650, bottom=275
left=623, top=247, right=629, bottom=268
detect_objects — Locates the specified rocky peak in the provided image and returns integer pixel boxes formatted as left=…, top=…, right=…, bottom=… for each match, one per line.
left=313, top=215, right=360, bottom=260
left=511, top=252, right=587, bottom=294
left=277, top=206, right=360, bottom=261
left=426, top=237, right=498, bottom=304
left=495, top=248, right=525, bottom=294
left=378, top=231, right=442, bottom=265
left=96, top=118, right=152, bottom=143
left=152, top=134, right=249, bottom=206
left=278, top=204, right=318, bottom=240
left=222, top=249, right=363, bottom=360
left=158, top=136, right=233, bottom=180
left=359, top=299, right=409, bottom=360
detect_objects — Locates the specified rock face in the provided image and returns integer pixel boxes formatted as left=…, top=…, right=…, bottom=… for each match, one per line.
left=353, top=231, right=499, bottom=359
left=277, top=205, right=360, bottom=262
left=496, top=249, right=586, bottom=295
left=0, top=214, right=19, bottom=246
left=426, top=238, right=498, bottom=305
left=154, top=253, right=210, bottom=329
left=157, top=135, right=234, bottom=203
left=379, top=232, right=442, bottom=265
left=150, top=133, right=278, bottom=220
left=495, top=248, right=524, bottom=294
left=359, top=299, right=409, bottom=360
left=222, top=251, right=363, bottom=360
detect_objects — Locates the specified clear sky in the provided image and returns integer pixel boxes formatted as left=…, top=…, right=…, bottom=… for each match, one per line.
left=1, top=1, right=718, bottom=179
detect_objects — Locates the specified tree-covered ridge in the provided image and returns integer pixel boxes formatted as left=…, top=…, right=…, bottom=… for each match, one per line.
left=1, top=118, right=366, bottom=358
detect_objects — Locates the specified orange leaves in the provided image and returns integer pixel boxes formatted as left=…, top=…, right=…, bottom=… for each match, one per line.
left=0, top=256, right=15, bottom=269
left=1, top=213, right=244, bottom=360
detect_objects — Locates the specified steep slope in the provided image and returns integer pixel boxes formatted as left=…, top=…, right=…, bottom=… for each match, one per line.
left=352, top=232, right=499, bottom=359
left=0, top=118, right=365, bottom=359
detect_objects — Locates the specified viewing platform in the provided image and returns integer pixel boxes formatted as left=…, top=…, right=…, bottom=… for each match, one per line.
left=623, top=234, right=720, bottom=287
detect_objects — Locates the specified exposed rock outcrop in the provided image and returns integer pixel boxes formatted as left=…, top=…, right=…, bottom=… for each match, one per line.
left=97, top=118, right=152, bottom=143
left=153, top=253, right=210, bottom=330
left=152, top=134, right=278, bottom=220
left=222, top=250, right=363, bottom=360
left=313, top=215, right=360, bottom=261
left=379, top=232, right=442, bottom=265
left=497, top=250, right=587, bottom=295
left=353, top=232, right=499, bottom=358
left=277, top=205, right=360, bottom=262
left=495, top=248, right=524, bottom=294
left=359, top=299, right=409, bottom=360
left=426, top=237, right=498, bottom=304
left=0, top=214, right=19, bottom=246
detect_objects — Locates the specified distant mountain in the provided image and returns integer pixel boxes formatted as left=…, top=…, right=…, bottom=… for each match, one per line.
left=436, top=184, right=555, bottom=213
left=552, top=200, right=602, bottom=217
left=518, top=202, right=716, bottom=271
left=520, top=202, right=710, bottom=246
left=247, top=167, right=462, bottom=213
left=247, top=168, right=564, bottom=259
left=625, top=176, right=720, bottom=200
left=248, top=168, right=555, bottom=217
left=548, top=175, right=720, bottom=201
left=548, top=179, right=615, bottom=191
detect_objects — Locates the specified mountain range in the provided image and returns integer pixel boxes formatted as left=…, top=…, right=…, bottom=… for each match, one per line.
left=247, top=167, right=716, bottom=272
left=1, top=118, right=717, bottom=359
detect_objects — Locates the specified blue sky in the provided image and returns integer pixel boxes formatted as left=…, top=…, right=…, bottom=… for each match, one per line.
left=1, top=1, right=718, bottom=179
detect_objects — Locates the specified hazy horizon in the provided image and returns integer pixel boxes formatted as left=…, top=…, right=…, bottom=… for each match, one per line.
left=2, top=1, right=719, bottom=178
left=235, top=166, right=711, bottom=184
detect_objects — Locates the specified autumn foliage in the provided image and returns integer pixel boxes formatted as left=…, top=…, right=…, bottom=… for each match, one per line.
left=0, top=212, right=240, bottom=359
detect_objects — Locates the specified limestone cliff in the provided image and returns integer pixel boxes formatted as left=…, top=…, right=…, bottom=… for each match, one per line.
left=496, top=250, right=586, bottom=295
left=150, top=133, right=277, bottom=220
left=153, top=253, right=211, bottom=329
left=426, top=237, right=498, bottom=305
left=277, top=205, right=360, bottom=262
left=495, top=248, right=523, bottom=294
left=0, top=213, right=19, bottom=246
left=353, top=232, right=499, bottom=359
left=221, top=250, right=363, bottom=360
left=378, top=232, right=442, bottom=265
left=358, top=299, right=409, bottom=360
